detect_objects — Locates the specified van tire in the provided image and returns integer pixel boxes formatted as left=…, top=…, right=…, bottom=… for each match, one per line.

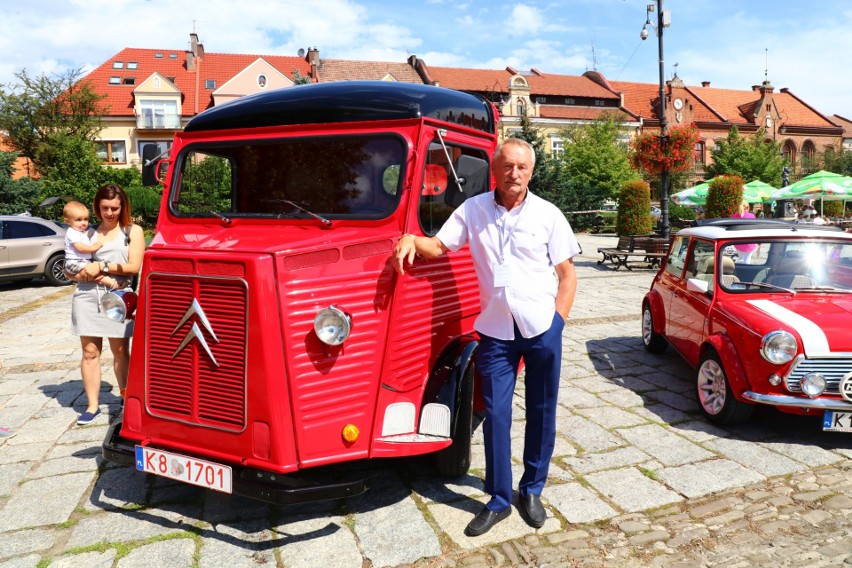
left=434, top=363, right=474, bottom=477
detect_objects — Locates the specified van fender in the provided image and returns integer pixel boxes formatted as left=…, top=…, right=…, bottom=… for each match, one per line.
left=423, top=335, right=478, bottom=438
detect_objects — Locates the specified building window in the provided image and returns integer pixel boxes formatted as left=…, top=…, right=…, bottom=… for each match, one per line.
left=122, top=77, right=136, bottom=86
left=138, top=99, right=179, bottom=129
left=694, top=141, right=705, bottom=165
left=801, top=141, right=816, bottom=173
left=139, top=140, right=172, bottom=164
left=169, top=53, right=177, bottom=59
left=109, top=76, right=120, bottom=85
left=96, top=141, right=127, bottom=164
left=153, top=78, right=160, bottom=88
left=516, top=98, right=525, bottom=116
left=112, top=61, right=124, bottom=69
left=257, top=74, right=268, bottom=88
left=782, top=140, right=797, bottom=169
left=551, top=138, right=564, bottom=158
left=155, top=52, right=163, bottom=58
left=127, top=62, right=138, bottom=70
left=565, top=97, right=575, bottom=105
left=595, top=99, right=605, bottom=106
left=205, top=79, right=216, bottom=89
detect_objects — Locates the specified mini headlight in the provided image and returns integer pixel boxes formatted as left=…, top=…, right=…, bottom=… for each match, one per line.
left=314, top=306, right=351, bottom=346
left=801, top=373, right=827, bottom=398
left=760, top=331, right=797, bottom=364
left=100, top=289, right=138, bottom=322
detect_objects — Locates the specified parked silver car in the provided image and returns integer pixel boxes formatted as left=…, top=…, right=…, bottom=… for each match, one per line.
left=0, top=216, right=71, bottom=286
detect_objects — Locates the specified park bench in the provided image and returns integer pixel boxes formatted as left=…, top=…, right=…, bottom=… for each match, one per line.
left=597, top=235, right=669, bottom=271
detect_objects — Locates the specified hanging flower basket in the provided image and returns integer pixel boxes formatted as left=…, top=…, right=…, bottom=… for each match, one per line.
left=629, top=123, right=700, bottom=175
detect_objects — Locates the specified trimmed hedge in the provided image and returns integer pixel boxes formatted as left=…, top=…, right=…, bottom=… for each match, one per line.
left=616, top=179, right=653, bottom=236
left=704, top=175, right=745, bottom=218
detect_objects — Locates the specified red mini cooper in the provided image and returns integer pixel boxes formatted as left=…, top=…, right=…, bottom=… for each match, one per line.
left=642, top=218, right=852, bottom=431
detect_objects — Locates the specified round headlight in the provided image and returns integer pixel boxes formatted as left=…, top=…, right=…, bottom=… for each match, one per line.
left=760, top=331, right=797, bottom=364
left=100, top=289, right=138, bottom=322
left=801, top=373, right=827, bottom=398
left=314, top=306, right=351, bottom=346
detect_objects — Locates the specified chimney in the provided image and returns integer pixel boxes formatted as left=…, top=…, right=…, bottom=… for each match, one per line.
left=186, top=50, right=195, bottom=71
left=759, top=79, right=774, bottom=94
left=701, top=81, right=710, bottom=88
left=307, top=47, right=319, bottom=79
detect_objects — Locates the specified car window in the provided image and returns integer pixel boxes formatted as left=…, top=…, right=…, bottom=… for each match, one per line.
left=691, top=241, right=717, bottom=289
left=7, top=220, right=55, bottom=239
left=418, top=142, right=489, bottom=236
left=665, top=236, right=689, bottom=277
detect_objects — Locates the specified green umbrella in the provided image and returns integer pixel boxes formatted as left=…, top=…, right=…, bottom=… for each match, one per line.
left=770, top=170, right=852, bottom=202
left=742, top=180, right=776, bottom=204
left=671, top=181, right=710, bottom=206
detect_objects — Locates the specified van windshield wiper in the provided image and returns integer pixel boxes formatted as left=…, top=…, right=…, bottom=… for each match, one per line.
left=280, top=200, right=332, bottom=226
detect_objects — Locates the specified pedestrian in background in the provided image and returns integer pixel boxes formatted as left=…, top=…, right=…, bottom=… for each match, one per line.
left=731, top=200, right=757, bottom=263
left=392, top=138, right=579, bottom=536
left=70, top=184, right=144, bottom=425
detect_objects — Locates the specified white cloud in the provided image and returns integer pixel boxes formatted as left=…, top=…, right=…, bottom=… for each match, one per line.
left=505, top=4, right=544, bottom=36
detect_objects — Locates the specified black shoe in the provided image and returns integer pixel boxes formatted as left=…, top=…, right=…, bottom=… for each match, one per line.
left=464, top=505, right=511, bottom=537
left=518, top=493, right=546, bottom=528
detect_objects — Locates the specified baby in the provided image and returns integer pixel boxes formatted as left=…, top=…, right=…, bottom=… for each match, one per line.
left=63, top=201, right=119, bottom=289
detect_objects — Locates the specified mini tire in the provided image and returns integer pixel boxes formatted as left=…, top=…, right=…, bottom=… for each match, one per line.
left=434, top=363, right=474, bottom=477
left=642, top=304, right=667, bottom=353
left=44, top=254, right=72, bottom=286
left=696, top=350, right=753, bottom=425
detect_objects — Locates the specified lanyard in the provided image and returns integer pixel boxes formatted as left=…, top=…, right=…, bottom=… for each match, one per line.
left=494, top=199, right=525, bottom=263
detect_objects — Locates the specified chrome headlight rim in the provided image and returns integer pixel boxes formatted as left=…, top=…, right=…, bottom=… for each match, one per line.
left=801, top=373, right=827, bottom=398
left=314, top=305, right=352, bottom=346
left=760, top=330, right=798, bottom=365
left=100, top=288, right=138, bottom=322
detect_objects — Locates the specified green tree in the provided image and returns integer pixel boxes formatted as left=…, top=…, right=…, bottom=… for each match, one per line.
left=559, top=113, right=639, bottom=209
left=39, top=134, right=105, bottom=205
left=705, top=126, right=784, bottom=186
left=0, top=68, right=106, bottom=173
left=821, top=145, right=852, bottom=177
left=509, top=111, right=550, bottom=193
left=0, top=151, right=43, bottom=215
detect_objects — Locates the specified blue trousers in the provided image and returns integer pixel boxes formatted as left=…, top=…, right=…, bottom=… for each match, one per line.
left=475, top=312, right=564, bottom=513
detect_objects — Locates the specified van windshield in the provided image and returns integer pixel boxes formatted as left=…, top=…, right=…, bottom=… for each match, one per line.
left=170, top=134, right=406, bottom=220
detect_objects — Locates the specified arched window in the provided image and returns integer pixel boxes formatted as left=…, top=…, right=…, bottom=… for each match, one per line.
left=694, top=141, right=705, bottom=165
left=801, top=140, right=816, bottom=174
left=516, top=98, right=526, bottom=117
left=782, top=140, right=797, bottom=169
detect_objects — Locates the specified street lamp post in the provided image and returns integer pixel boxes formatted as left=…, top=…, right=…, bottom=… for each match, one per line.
left=641, top=1, right=671, bottom=240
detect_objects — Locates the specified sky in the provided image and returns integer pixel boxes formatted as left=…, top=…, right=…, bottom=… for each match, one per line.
left=2, top=0, right=851, bottom=120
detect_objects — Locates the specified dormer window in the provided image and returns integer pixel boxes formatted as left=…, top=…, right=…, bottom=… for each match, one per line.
left=127, top=62, right=138, bottom=70
left=122, top=77, right=136, bottom=86
left=109, top=76, right=120, bottom=85
left=112, top=61, right=124, bottom=69
left=258, top=74, right=268, bottom=88
left=169, top=53, right=177, bottom=59
left=155, top=52, right=163, bottom=58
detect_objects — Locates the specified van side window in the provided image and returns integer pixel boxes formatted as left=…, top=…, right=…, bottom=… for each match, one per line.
left=418, top=143, right=489, bottom=236
left=665, top=236, right=689, bottom=277
left=171, top=135, right=405, bottom=220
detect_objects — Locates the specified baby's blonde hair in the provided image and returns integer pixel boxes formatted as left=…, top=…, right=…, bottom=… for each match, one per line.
left=63, top=201, right=88, bottom=221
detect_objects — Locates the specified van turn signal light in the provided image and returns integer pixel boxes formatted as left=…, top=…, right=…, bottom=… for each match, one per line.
left=342, top=424, right=360, bottom=443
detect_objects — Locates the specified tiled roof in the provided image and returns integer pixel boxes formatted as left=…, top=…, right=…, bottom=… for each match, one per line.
left=315, top=60, right=423, bottom=83
left=831, top=114, right=852, bottom=136
left=428, top=66, right=619, bottom=101
left=84, top=47, right=311, bottom=117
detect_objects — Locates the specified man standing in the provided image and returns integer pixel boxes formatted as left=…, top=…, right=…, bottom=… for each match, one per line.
left=392, top=138, right=579, bottom=536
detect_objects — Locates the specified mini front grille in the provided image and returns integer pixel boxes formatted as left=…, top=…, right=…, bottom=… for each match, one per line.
left=785, top=359, right=852, bottom=394
left=145, top=273, right=248, bottom=431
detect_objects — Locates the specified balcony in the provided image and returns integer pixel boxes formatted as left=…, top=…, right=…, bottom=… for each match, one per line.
left=136, top=113, right=182, bottom=130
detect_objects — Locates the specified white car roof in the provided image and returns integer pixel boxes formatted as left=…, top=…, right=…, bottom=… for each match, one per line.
left=675, top=219, right=852, bottom=241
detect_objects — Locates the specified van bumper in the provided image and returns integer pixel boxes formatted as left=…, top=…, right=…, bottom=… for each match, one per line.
left=102, top=419, right=367, bottom=505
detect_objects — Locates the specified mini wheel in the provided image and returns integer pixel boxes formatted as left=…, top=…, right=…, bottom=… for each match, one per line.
left=642, top=304, right=667, bottom=353
left=696, top=350, right=753, bottom=425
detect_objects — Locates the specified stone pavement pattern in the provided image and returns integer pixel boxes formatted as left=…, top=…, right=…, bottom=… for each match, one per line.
left=1, top=233, right=852, bottom=567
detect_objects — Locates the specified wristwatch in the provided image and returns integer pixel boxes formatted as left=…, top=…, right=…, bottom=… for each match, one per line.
left=102, top=261, right=110, bottom=274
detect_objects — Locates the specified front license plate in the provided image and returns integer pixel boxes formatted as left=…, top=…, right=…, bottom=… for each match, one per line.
left=135, top=446, right=233, bottom=493
left=823, top=411, right=852, bottom=433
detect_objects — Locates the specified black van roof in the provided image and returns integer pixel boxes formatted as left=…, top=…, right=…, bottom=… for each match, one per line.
left=184, top=81, right=497, bottom=135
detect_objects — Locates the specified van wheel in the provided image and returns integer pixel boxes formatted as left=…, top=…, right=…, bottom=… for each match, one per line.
left=44, top=254, right=72, bottom=286
left=434, top=363, right=474, bottom=477
left=642, top=305, right=667, bottom=353
left=696, top=350, right=753, bottom=425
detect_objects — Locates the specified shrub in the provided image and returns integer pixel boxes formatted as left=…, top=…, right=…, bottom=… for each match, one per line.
left=668, top=202, right=696, bottom=221
left=124, top=185, right=162, bottom=228
left=818, top=200, right=843, bottom=218
left=704, top=175, right=744, bottom=218
left=616, top=179, right=653, bottom=236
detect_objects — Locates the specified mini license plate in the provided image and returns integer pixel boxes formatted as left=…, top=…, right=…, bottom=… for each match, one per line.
left=823, top=411, right=852, bottom=433
left=135, top=446, right=233, bottom=493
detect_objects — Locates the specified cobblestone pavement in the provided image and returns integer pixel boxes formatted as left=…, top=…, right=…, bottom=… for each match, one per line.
left=2, top=234, right=852, bottom=568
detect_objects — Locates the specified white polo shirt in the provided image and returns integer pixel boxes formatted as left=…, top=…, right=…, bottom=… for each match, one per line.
left=436, top=190, right=580, bottom=340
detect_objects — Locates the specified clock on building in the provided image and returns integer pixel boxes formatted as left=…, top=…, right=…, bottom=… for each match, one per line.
left=673, top=98, right=683, bottom=110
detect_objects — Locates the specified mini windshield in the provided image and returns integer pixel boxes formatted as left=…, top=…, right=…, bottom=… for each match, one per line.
left=170, top=135, right=405, bottom=220
left=718, top=239, right=852, bottom=292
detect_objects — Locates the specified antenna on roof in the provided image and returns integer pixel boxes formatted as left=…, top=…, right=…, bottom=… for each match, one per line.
left=590, top=39, right=598, bottom=71
left=764, top=48, right=769, bottom=81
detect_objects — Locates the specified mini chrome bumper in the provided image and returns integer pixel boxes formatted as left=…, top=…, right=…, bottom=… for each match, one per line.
left=742, top=391, right=852, bottom=411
